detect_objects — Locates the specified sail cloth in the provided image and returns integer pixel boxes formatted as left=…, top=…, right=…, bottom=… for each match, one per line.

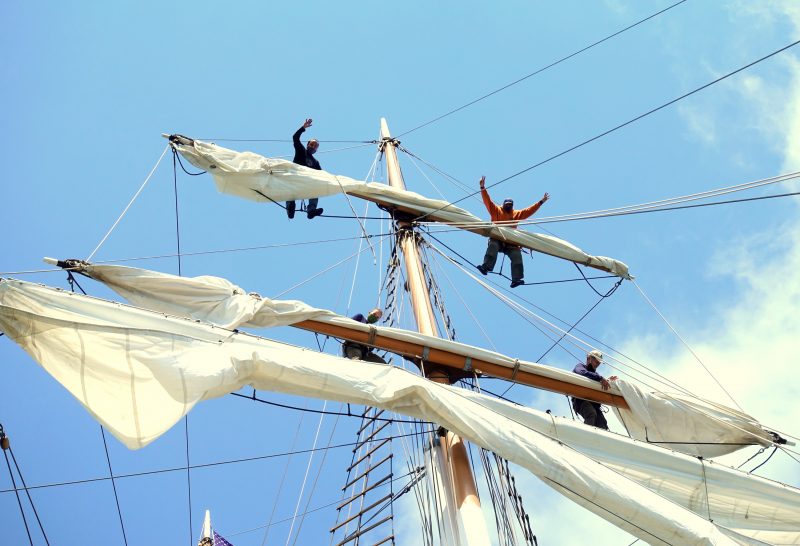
left=75, top=262, right=332, bottom=329
left=171, top=137, right=631, bottom=279
left=71, top=262, right=777, bottom=458
left=614, top=380, right=774, bottom=457
left=2, top=279, right=798, bottom=545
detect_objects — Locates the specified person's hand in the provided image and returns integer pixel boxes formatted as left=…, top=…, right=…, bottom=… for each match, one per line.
left=479, top=176, right=486, bottom=189
left=609, top=375, right=619, bottom=381
left=600, top=378, right=611, bottom=390
left=303, top=118, right=313, bottom=129
left=541, top=192, right=550, bottom=203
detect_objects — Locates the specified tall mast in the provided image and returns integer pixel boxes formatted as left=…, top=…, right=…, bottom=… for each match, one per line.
left=380, top=118, right=491, bottom=546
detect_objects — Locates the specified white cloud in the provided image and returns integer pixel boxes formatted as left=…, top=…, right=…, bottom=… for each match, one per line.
left=510, top=4, right=800, bottom=540
left=678, top=103, right=718, bottom=145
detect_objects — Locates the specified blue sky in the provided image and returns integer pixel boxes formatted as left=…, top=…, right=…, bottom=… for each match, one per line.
left=2, top=1, right=800, bottom=544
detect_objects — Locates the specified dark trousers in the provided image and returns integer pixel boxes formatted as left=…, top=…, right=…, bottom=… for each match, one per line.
left=285, top=197, right=319, bottom=211
left=482, top=239, right=524, bottom=281
left=343, top=342, right=387, bottom=364
left=572, top=399, right=608, bottom=430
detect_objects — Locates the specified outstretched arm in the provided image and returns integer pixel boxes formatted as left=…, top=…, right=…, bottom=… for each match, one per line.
left=517, top=192, right=549, bottom=220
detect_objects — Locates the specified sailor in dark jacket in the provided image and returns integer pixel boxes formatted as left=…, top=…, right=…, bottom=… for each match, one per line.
left=342, top=308, right=387, bottom=364
left=571, top=349, right=617, bottom=430
left=287, top=118, right=324, bottom=220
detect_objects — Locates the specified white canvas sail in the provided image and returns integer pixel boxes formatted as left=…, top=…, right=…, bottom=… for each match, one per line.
left=170, top=137, right=631, bottom=279
left=1, top=278, right=797, bottom=545
left=614, top=380, right=774, bottom=457
left=67, top=261, right=776, bottom=457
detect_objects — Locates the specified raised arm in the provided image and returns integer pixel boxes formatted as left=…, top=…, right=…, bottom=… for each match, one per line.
left=479, top=176, right=502, bottom=217
left=293, top=118, right=313, bottom=154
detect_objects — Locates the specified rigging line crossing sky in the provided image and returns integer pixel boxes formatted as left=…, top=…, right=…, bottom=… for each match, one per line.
left=633, top=280, right=744, bottom=412
left=417, top=190, right=800, bottom=239
left=0, top=431, right=431, bottom=496
left=429, top=241, right=702, bottom=398
left=100, top=426, right=128, bottom=546
left=415, top=170, right=800, bottom=227
left=419, top=232, right=707, bottom=402
left=413, top=37, right=800, bottom=223
left=396, top=0, right=690, bottom=138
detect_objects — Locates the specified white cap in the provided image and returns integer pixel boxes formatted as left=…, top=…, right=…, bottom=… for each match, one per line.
left=587, top=349, right=603, bottom=362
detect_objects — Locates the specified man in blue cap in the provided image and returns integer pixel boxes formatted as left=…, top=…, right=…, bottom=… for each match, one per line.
left=475, top=176, right=549, bottom=288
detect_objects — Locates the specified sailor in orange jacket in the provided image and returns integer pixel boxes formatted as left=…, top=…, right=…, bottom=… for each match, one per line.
left=476, top=176, right=549, bottom=288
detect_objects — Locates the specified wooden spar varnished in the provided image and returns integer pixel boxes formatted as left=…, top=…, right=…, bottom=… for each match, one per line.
left=380, top=119, right=491, bottom=546
left=293, top=318, right=629, bottom=409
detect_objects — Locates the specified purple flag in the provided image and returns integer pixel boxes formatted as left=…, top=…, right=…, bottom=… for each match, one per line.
left=213, top=530, right=234, bottom=546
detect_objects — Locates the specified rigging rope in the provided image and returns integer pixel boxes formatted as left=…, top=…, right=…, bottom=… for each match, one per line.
left=260, top=404, right=307, bottom=546
left=412, top=37, right=800, bottom=222
left=272, top=234, right=390, bottom=298
left=425, top=238, right=707, bottom=398
left=397, top=0, right=690, bottom=137
left=423, top=233, right=800, bottom=450
left=184, top=416, right=193, bottom=546
left=2, top=431, right=33, bottom=546
left=501, top=277, right=622, bottom=399
left=100, top=426, right=129, bottom=546
left=291, top=404, right=343, bottom=545
left=416, top=172, right=800, bottom=230
left=0, top=431, right=432, bottom=496
left=231, top=392, right=432, bottom=424
left=86, top=144, right=170, bottom=261
left=1, top=425, right=50, bottom=546
left=632, top=280, right=744, bottom=412
left=172, top=148, right=183, bottom=277
left=284, top=401, right=328, bottom=546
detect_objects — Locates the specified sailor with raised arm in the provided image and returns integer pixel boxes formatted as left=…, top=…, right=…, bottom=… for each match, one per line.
left=475, top=176, right=549, bottom=288
left=342, top=308, right=387, bottom=364
left=571, top=350, right=618, bottom=430
left=287, top=117, right=324, bottom=220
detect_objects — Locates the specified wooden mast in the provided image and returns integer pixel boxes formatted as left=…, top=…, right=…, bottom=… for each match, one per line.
left=380, top=118, right=491, bottom=546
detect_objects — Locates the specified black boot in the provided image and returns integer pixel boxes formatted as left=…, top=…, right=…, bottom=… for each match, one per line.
left=287, top=201, right=296, bottom=219
left=307, top=207, right=324, bottom=219
left=510, top=279, right=524, bottom=288
left=476, top=264, right=488, bottom=275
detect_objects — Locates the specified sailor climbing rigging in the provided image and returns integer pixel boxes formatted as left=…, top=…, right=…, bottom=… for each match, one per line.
left=475, top=176, right=549, bottom=288
left=571, top=349, right=618, bottom=430
left=287, top=117, right=324, bottom=219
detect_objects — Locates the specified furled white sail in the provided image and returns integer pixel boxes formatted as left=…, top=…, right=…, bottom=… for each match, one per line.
left=69, top=262, right=776, bottom=458
left=1, top=278, right=797, bottom=545
left=72, top=261, right=331, bottom=329
left=614, top=380, right=774, bottom=457
left=171, top=137, right=631, bottom=279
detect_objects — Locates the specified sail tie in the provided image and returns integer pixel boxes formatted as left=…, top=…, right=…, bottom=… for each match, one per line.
left=511, top=359, right=521, bottom=382
left=463, top=357, right=473, bottom=372
left=367, top=326, right=377, bottom=346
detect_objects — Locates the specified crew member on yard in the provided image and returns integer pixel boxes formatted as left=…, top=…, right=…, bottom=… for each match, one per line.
left=475, top=176, right=549, bottom=288
left=287, top=117, right=324, bottom=220
left=342, top=308, right=387, bottom=364
left=571, top=349, right=617, bottom=430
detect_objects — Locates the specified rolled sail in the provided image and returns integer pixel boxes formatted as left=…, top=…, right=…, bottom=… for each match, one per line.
left=1, top=277, right=797, bottom=544
left=68, top=262, right=778, bottom=458
left=171, top=137, right=631, bottom=279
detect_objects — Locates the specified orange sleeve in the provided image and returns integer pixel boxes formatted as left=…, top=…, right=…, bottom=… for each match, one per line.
left=515, top=200, right=543, bottom=220
left=481, top=187, right=502, bottom=220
